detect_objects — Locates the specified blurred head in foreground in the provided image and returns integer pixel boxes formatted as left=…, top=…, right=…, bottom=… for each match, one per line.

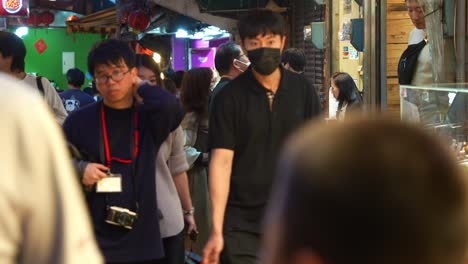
left=261, top=117, right=468, bottom=264
left=0, top=73, right=102, bottom=263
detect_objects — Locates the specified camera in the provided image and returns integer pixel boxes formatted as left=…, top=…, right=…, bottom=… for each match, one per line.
left=105, top=206, right=138, bottom=229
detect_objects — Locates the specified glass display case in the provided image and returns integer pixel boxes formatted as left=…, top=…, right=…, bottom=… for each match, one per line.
left=400, top=83, right=468, bottom=166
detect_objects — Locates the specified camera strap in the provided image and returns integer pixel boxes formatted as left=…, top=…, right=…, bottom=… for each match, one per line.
left=99, top=101, right=140, bottom=212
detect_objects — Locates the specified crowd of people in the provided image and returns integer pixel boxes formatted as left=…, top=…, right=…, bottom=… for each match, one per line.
left=1, top=3, right=468, bottom=264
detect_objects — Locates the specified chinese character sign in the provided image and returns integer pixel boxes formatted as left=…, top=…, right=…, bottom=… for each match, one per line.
left=0, top=0, right=28, bottom=17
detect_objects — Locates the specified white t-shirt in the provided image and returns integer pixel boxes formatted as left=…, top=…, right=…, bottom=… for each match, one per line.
left=0, top=74, right=103, bottom=264
left=20, top=74, right=68, bottom=125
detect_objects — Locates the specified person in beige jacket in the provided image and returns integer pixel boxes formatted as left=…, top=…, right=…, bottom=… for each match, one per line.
left=0, top=74, right=102, bottom=264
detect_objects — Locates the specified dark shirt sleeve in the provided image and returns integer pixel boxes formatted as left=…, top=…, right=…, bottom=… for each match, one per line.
left=304, top=79, right=322, bottom=118
left=62, top=114, right=74, bottom=142
left=137, top=83, right=184, bottom=144
left=209, top=89, right=236, bottom=150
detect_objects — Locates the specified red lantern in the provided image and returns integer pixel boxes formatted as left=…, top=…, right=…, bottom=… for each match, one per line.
left=41, top=11, right=55, bottom=26
left=27, top=12, right=41, bottom=27
left=66, top=15, right=79, bottom=22
left=128, top=10, right=150, bottom=32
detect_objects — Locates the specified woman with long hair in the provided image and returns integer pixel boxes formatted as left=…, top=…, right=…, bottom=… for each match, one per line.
left=331, top=72, right=362, bottom=121
left=135, top=53, right=196, bottom=264
left=180, top=67, right=213, bottom=254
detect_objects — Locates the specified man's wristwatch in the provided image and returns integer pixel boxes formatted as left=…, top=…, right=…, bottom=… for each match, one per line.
left=183, top=207, right=195, bottom=216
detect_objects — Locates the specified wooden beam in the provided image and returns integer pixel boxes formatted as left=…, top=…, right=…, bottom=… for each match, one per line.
left=152, top=0, right=237, bottom=32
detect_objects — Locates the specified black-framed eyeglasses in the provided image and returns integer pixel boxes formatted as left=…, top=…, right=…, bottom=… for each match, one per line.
left=95, top=69, right=131, bottom=84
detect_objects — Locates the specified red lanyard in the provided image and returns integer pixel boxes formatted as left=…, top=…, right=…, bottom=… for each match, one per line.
left=100, top=103, right=139, bottom=169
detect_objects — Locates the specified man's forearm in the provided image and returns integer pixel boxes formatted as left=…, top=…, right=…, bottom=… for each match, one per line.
left=209, top=150, right=233, bottom=235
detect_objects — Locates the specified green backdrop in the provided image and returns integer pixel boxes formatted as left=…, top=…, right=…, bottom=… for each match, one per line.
left=20, top=28, right=104, bottom=90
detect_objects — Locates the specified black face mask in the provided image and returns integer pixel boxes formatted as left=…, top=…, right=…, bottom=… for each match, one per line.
left=247, top=48, right=281, bottom=75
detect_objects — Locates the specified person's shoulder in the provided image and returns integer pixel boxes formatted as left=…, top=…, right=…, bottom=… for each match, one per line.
left=282, top=68, right=311, bottom=89
left=217, top=71, right=251, bottom=97
left=76, top=90, right=95, bottom=101
left=59, top=89, right=71, bottom=98
left=67, top=100, right=98, bottom=120
left=1, top=74, right=42, bottom=109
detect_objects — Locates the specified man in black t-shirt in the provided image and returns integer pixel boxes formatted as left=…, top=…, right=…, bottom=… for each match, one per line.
left=202, top=9, right=321, bottom=264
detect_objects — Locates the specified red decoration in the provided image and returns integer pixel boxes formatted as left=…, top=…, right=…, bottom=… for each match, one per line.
left=27, top=12, right=41, bottom=26
left=34, top=38, right=48, bottom=54
left=128, top=10, right=149, bottom=32
left=40, top=11, right=54, bottom=26
left=66, top=15, right=78, bottom=22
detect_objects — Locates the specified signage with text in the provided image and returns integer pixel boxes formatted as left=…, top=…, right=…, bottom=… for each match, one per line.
left=0, top=0, right=29, bottom=17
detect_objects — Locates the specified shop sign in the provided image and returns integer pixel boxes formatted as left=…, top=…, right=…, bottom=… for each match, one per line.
left=0, top=0, right=28, bottom=17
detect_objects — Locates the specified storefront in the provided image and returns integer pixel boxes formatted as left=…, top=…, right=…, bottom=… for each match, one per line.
left=324, top=0, right=385, bottom=116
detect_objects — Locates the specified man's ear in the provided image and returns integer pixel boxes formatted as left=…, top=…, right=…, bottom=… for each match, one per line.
left=130, top=67, right=138, bottom=81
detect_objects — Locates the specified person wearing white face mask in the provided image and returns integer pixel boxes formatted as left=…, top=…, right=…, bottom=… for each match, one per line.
left=209, top=42, right=250, bottom=113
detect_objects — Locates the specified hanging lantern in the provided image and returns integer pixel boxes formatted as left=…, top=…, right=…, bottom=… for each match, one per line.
left=66, top=15, right=79, bottom=22
left=27, top=12, right=41, bottom=27
left=40, top=11, right=55, bottom=26
left=128, top=10, right=150, bottom=32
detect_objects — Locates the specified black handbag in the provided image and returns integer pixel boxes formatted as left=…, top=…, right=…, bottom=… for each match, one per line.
left=398, top=39, right=427, bottom=85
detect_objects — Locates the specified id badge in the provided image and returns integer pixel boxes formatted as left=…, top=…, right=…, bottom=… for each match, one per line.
left=96, top=173, right=122, bottom=193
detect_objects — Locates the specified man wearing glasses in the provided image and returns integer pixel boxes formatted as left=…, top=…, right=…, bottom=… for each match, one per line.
left=63, top=39, right=183, bottom=264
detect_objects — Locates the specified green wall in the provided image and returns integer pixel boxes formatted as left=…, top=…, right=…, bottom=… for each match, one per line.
left=20, top=28, right=104, bottom=90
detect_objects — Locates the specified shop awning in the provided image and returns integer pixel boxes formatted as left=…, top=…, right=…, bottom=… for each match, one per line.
left=65, top=7, right=117, bottom=34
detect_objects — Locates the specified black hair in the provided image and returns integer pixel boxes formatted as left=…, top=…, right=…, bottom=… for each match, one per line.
left=180, top=67, right=212, bottom=117
left=135, top=53, right=162, bottom=86
left=87, top=39, right=135, bottom=76
left=163, top=68, right=176, bottom=81
left=163, top=78, right=178, bottom=95
left=332, top=72, right=362, bottom=110
left=0, top=31, right=26, bottom=72
left=281, top=48, right=306, bottom=72
left=174, top=70, right=185, bottom=88
left=66, top=68, right=85, bottom=88
left=215, top=42, right=242, bottom=75
left=238, top=9, right=286, bottom=42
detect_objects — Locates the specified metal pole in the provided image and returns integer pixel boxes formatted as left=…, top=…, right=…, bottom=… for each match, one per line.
left=456, top=0, right=466, bottom=82
left=363, top=0, right=382, bottom=113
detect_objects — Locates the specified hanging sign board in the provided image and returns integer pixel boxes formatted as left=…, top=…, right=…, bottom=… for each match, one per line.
left=0, top=0, right=29, bottom=17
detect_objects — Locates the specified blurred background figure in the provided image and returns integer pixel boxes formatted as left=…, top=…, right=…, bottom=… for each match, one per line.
left=136, top=53, right=197, bottom=264
left=174, top=70, right=185, bottom=97
left=136, top=54, right=163, bottom=86
left=331, top=72, right=362, bottom=121
left=210, top=41, right=250, bottom=110
left=180, top=67, right=213, bottom=255
left=281, top=48, right=306, bottom=74
left=83, top=81, right=102, bottom=102
left=398, top=0, right=454, bottom=123
left=0, top=74, right=102, bottom=264
left=0, top=31, right=67, bottom=124
left=60, top=68, right=95, bottom=114
left=163, top=78, right=179, bottom=96
left=261, top=118, right=468, bottom=264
